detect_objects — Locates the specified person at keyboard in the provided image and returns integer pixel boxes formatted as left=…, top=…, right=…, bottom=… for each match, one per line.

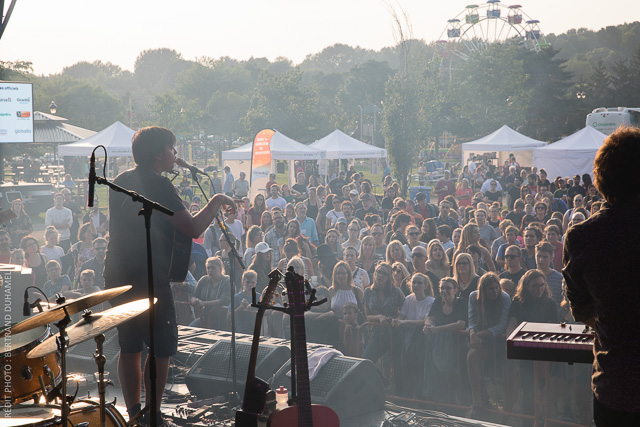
left=564, top=126, right=640, bottom=426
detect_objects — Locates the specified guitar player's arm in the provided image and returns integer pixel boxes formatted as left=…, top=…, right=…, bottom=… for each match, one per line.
left=171, top=193, right=236, bottom=238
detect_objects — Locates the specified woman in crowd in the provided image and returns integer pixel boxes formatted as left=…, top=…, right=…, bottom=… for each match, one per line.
left=21, top=236, right=47, bottom=288
left=324, top=228, right=344, bottom=260
left=453, top=252, right=480, bottom=300
left=259, top=210, right=273, bottom=233
left=423, top=277, right=468, bottom=403
left=358, top=235, right=379, bottom=282
left=326, top=196, right=344, bottom=227
left=316, top=193, right=333, bottom=237
left=72, top=222, right=96, bottom=277
left=248, top=246, right=273, bottom=294
left=458, top=165, right=473, bottom=184
left=281, top=184, right=293, bottom=204
left=456, top=178, right=474, bottom=208
left=544, top=224, right=563, bottom=271
left=455, top=223, right=496, bottom=272
left=483, top=180, right=502, bottom=204
left=305, top=187, right=320, bottom=222
left=342, top=220, right=362, bottom=253
left=419, top=218, right=437, bottom=245
left=190, top=257, right=231, bottom=329
left=404, top=224, right=426, bottom=260
left=243, top=225, right=265, bottom=266
left=387, top=213, right=411, bottom=245
left=386, top=240, right=412, bottom=273
left=363, top=263, right=405, bottom=388
left=343, top=246, right=370, bottom=291
left=283, top=219, right=314, bottom=259
left=329, top=261, right=364, bottom=322
left=505, top=270, right=558, bottom=424
left=426, top=239, right=450, bottom=281
left=520, top=214, right=536, bottom=234
left=216, top=233, right=243, bottom=292
left=466, top=273, right=512, bottom=417
left=40, top=226, right=65, bottom=265
left=391, top=261, right=411, bottom=295
left=7, top=199, right=32, bottom=249
left=284, top=203, right=295, bottom=222
left=246, top=194, right=266, bottom=228
left=520, top=184, right=532, bottom=201
left=277, top=238, right=314, bottom=278
left=392, top=273, right=435, bottom=398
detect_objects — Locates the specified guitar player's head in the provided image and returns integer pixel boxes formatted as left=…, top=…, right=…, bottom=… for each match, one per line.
left=132, top=126, right=177, bottom=172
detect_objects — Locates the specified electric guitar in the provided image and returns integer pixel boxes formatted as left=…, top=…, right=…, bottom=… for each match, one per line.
left=235, top=269, right=283, bottom=426
left=268, top=269, right=339, bottom=427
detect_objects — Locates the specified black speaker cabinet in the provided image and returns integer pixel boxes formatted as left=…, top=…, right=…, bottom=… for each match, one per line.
left=269, top=356, right=385, bottom=420
left=185, top=340, right=289, bottom=398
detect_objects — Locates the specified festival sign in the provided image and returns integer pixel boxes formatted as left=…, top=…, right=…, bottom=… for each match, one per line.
left=250, top=128, right=275, bottom=199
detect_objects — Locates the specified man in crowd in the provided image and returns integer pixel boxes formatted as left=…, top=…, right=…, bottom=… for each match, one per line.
left=232, top=171, right=249, bottom=199
left=264, top=208, right=287, bottom=268
left=499, top=245, right=526, bottom=284
left=435, top=200, right=458, bottom=230
left=371, top=223, right=387, bottom=259
left=79, top=237, right=107, bottom=289
left=45, top=193, right=73, bottom=252
left=522, top=226, right=541, bottom=270
left=60, top=188, right=82, bottom=244
left=291, top=172, right=308, bottom=202
left=566, top=174, right=586, bottom=206
left=295, top=202, right=319, bottom=246
left=266, top=184, right=287, bottom=211
left=329, top=171, right=347, bottom=194
left=223, top=166, right=234, bottom=196
left=266, top=173, right=277, bottom=191
left=0, top=231, right=11, bottom=263
left=355, top=193, right=379, bottom=221
left=433, top=170, right=456, bottom=204
left=83, top=198, right=109, bottom=237
left=436, top=225, right=454, bottom=251
left=553, top=177, right=568, bottom=201
left=535, top=241, right=563, bottom=306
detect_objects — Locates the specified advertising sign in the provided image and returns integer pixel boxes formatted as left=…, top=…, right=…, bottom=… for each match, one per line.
left=250, top=129, right=274, bottom=199
left=0, top=82, right=34, bottom=143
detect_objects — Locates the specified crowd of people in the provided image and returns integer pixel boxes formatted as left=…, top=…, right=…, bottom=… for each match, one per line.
left=7, top=151, right=597, bottom=424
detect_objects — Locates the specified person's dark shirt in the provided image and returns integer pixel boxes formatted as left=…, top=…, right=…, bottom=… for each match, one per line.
left=484, top=191, right=502, bottom=203
left=104, top=166, right=186, bottom=299
left=292, top=183, right=307, bottom=197
left=355, top=206, right=380, bottom=221
left=563, top=202, right=640, bottom=412
left=64, top=200, right=82, bottom=240
left=428, top=296, right=468, bottom=326
left=506, top=211, right=526, bottom=228
left=80, top=257, right=105, bottom=289
left=566, top=185, right=587, bottom=206
left=381, top=196, right=395, bottom=211
left=435, top=215, right=458, bottom=230
left=508, top=296, right=558, bottom=324
left=457, top=276, right=479, bottom=301
left=507, top=186, right=521, bottom=210
left=329, top=178, right=346, bottom=194
left=499, top=268, right=526, bottom=286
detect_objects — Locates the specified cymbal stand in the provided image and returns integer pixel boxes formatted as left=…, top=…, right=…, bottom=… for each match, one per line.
left=54, top=305, right=72, bottom=427
left=94, top=333, right=107, bottom=427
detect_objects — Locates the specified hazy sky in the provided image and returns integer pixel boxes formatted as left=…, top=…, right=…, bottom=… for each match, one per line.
left=2, top=0, right=638, bottom=76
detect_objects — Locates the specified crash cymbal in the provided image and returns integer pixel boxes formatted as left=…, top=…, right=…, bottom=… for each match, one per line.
left=6, top=285, right=132, bottom=335
left=27, top=298, right=152, bottom=359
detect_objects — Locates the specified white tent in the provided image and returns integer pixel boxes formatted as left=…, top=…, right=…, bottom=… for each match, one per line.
left=533, top=126, right=607, bottom=179
left=221, top=131, right=325, bottom=161
left=58, top=121, right=135, bottom=157
left=461, top=125, right=547, bottom=168
left=309, top=129, right=387, bottom=159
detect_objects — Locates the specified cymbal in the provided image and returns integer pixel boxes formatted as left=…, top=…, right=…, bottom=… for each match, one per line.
left=27, top=298, right=151, bottom=359
left=7, top=285, right=132, bottom=335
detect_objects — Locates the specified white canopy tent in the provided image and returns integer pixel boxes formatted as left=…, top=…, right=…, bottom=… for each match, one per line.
left=533, top=126, right=607, bottom=179
left=58, top=121, right=135, bottom=157
left=461, top=125, right=547, bottom=169
left=221, top=131, right=325, bottom=193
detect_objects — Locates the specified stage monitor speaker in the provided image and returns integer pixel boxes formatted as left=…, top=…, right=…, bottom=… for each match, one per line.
left=67, top=328, right=120, bottom=375
left=185, top=340, right=289, bottom=398
left=269, top=356, right=385, bottom=420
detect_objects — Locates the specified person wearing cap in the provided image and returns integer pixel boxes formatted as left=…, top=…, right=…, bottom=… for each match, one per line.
left=434, top=170, right=456, bottom=204
left=335, top=217, right=349, bottom=243
left=295, top=202, right=319, bottom=246
left=355, top=193, right=380, bottom=221
left=266, top=173, right=277, bottom=191
left=314, top=244, right=339, bottom=288
left=223, top=166, right=234, bottom=196
left=349, top=189, right=362, bottom=211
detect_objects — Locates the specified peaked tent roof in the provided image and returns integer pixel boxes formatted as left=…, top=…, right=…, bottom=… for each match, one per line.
left=58, top=121, right=135, bottom=157
left=33, top=111, right=97, bottom=144
left=533, top=126, right=607, bottom=179
left=310, top=129, right=387, bottom=159
left=461, top=125, right=546, bottom=151
left=221, top=131, right=325, bottom=161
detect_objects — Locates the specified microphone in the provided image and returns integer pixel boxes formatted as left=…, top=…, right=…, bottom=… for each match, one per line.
left=88, top=151, right=96, bottom=208
left=23, top=289, right=31, bottom=316
left=176, top=157, right=207, bottom=175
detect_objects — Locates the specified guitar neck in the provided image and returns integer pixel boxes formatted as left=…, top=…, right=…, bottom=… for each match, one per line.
left=292, top=312, right=313, bottom=427
left=241, top=306, right=266, bottom=410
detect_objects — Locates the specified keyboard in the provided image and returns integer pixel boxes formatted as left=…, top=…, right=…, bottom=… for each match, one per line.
left=507, top=322, right=594, bottom=364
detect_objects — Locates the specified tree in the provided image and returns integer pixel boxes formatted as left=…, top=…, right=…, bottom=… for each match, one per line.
left=588, top=58, right=613, bottom=107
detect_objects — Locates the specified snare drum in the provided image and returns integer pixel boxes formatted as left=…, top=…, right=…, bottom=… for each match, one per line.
left=0, top=325, right=61, bottom=404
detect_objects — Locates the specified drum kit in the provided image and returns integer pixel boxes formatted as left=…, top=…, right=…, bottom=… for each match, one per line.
left=1, top=285, right=152, bottom=426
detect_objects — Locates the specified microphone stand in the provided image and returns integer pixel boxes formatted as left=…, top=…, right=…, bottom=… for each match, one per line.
left=95, top=174, right=174, bottom=427
left=188, top=168, right=245, bottom=401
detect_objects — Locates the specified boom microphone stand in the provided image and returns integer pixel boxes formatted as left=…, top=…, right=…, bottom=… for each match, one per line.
left=186, top=167, right=245, bottom=399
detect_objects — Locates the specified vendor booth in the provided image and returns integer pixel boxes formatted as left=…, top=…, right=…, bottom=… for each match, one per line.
left=461, top=125, right=546, bottom=170
left=533, top=126, right=606, bottom=180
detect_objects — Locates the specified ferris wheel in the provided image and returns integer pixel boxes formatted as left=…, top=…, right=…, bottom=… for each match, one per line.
left=436, top=1, right=550, bottom=63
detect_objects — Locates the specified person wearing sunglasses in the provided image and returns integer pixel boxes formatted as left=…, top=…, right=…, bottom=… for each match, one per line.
left=499, top=245, right=526, bottom=285
left=404, top=224, right=426, bottom=260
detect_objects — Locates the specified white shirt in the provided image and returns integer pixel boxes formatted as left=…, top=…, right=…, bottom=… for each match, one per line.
left=45, top=206, right=73, bottom=241
left=400, top=294, right=435, bottom=321
left=351, top=267, right=370, bottom=291
left=266, top=196, right=287, bottom=211
left=468, top=160, right=477, bottom=174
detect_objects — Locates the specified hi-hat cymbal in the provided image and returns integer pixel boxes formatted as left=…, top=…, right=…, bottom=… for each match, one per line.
left=27, top=298, right=151, bottom=359
left=6, top=285, right=132, bottom=335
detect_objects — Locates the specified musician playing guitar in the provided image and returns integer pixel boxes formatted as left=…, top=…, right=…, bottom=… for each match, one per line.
left=104, top=126, right=236, bottom=426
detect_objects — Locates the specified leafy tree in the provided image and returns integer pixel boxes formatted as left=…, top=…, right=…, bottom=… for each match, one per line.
left=588, top=58, right=613, bottom=107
